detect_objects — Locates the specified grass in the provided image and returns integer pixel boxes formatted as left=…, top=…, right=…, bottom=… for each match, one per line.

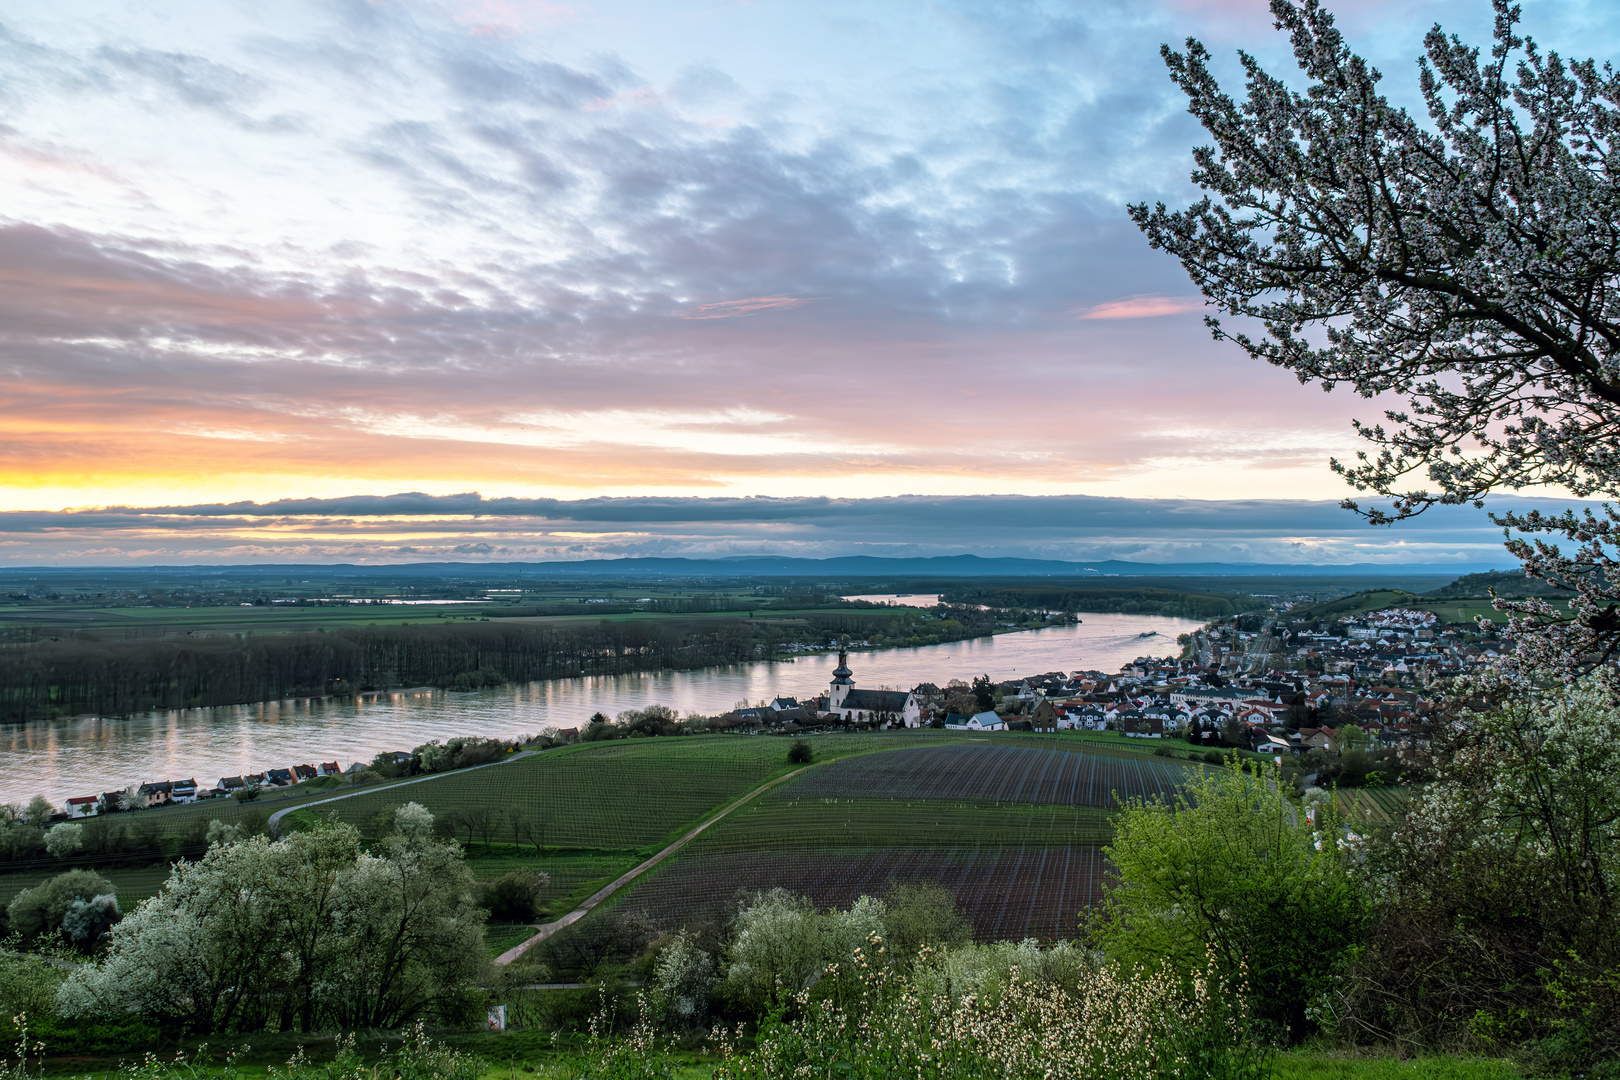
left=1272, top=1051, right=1523, bottom=1080
left=22, top=1033, right=1526, bottom=1080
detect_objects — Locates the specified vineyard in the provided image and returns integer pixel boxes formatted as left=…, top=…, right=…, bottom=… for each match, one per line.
left=302, top=737, right=809, bottom=850
left=774, top=743, right=1188, bottom=807
left=612, top=741, right=1200, bottom=941
left=1334, top=784, right=1413, bottom=824
left=620, top=845, right=1111, bottom=941
left=286, top=732, right=996, bottom=852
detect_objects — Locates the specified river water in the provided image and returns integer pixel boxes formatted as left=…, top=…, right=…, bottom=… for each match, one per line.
left=0, top=612, right=1204, bottom=806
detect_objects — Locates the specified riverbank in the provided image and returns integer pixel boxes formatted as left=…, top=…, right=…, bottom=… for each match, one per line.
left=0, top=602, right=1072, bottom=725
left=0, top=612, right=1201, bottom=805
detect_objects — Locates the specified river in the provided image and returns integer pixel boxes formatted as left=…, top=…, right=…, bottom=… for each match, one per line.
left=0, top=612, right=1204, bottom=806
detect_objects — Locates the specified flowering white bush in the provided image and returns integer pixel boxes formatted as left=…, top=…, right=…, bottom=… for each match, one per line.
left=706, top=938, right=1266, bottom=1080
left=56, top=823, right=487, bottom=1034
left=42, top=824, right=82, bottom=859
left=649, top=929, right=718, bottom=1026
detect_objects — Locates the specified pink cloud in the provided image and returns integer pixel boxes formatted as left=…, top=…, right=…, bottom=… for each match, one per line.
left=678, top=296, right=816, bottom=320
left=583, top=87, right=665, bottom=112
left=453, top=0, right=576, bottom=38
left=1075, top=295, right=1205, bottom=320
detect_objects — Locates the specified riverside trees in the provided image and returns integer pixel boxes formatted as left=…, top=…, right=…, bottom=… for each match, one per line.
left=1133, top=0, right=1620, bottom=676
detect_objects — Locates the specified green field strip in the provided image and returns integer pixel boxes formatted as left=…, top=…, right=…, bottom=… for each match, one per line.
left=689, top=797, right=1117, bottom=851
left=0, top=862, right=171, bottom=908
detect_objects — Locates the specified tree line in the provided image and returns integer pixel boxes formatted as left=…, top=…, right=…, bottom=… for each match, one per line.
left=0, top=606, right=1026, bottom=723
left=941, top=584, right=1262, bottom=620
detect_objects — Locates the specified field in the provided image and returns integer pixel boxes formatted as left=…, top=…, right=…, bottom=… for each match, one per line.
left=1335, top=785, right=1413, bottom=824
left=288, top=733, right=923, bottom=852
left=607, top=741, right=1201, bottom=941
left=620, top=845, right=1110, bottom=941
left=776, top=742, right=1189, bottom=806
left=6, top=732, right=1205, bottom=946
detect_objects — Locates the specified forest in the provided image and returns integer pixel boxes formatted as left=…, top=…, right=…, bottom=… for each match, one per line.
left=941, top=582, right=1267, bottom=620
left=0, top=602, right=1048, bottom=723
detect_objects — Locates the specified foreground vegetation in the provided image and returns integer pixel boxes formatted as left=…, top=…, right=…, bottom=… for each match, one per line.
left=0, top=677, right=1612, bottom=1078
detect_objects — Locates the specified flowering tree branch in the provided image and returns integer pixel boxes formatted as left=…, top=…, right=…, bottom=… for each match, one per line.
left=1133, top=0, right=1620, bottom=675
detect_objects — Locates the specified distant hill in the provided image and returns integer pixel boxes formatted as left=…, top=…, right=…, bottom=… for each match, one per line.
left=1426, top=569, right=1566, bottom=598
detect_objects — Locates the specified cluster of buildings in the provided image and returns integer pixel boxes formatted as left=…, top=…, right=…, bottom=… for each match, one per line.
left=61, top=759, right=353, bottom=817
left=783, top=610, right=1484, bottom=753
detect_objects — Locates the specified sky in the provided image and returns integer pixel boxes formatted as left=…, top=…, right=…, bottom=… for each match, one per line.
left=1, top=0, right=1615, bottom=565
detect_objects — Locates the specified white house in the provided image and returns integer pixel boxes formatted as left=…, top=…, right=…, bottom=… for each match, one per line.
left=945, top=710, right=1005, bottom=732
left=826, top=650, right=922, bottom=727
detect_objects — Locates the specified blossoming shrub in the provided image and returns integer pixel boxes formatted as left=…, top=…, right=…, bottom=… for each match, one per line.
left=1345, top=681, right=1620, bottom=1068
left=55, top=822, right=489, bottom=1035
left=707, top=938, right=1266, bottom=1080
left=570, top=940, right=1264, bottom=1080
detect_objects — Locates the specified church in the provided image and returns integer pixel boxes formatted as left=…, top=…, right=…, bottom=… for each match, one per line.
left=825, top=649, right=922, bottom=727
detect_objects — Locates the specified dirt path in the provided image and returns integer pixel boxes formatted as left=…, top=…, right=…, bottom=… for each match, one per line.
left=493, top=761, right=817, bottom=967
left=265, top=749, right=540, bottom=836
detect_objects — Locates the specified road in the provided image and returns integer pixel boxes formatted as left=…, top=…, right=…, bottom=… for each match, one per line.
left=492, top=761, right=818, bottom=967
left=265, top=749, right=540, bottom=835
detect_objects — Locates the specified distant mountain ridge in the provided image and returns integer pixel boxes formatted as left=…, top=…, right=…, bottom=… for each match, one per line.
left=2, top=554, right=1516, bottom=578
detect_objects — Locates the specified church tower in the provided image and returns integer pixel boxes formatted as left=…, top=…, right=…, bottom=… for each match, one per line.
left=829, top=648, right=854, bottom=709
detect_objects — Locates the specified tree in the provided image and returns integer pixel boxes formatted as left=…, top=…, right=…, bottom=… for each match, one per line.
left=1133, top=0, right=1620, bottom=675
left=44, top=822, right=83, bottom=858
left=881, top=881, right=973, bottom=970
left=395, top=801, right=435, bottom=841
left=650, top=929, right=718, bottom=1027
left=971, top=674, right=995, bottom=712
left=60, top=894, right=121, bottom=952
left=1091, top=760, right=1370, bottom=1039
left=721, top=888, right=828, bottom=1014
left=56, top=822, right=487, bottom=1034
left=23, top=796, right=52, bottom=826
left=7, top=870, right=118, bottom=947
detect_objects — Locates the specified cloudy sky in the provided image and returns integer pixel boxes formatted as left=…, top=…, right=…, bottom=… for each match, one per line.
left=1, top=0, right=1613, bottom=564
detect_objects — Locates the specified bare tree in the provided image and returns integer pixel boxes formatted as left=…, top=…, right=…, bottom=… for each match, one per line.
left=1134, top=0, right=1620, bottom=676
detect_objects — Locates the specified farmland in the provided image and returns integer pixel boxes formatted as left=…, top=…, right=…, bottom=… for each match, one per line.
left=10, top=732, right=1216, bottom=944
left=1334, top=784, right=1413, bottom=824
left=606, top=740, right=1202, bottom=941
left=775, top=742, right=1189, bottom=806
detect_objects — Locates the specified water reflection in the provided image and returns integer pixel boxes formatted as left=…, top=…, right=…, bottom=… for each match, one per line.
left=0, top=612, right=1203, bottom=804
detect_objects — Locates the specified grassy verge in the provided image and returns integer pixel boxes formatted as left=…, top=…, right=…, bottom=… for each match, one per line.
left=28, top=1035, right=1525, bottom=1080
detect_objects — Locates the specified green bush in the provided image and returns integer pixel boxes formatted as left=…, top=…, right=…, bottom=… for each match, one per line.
left=6, top=870, right=118, bottom=947
left=786, top=740, right=813, bottom=764
left=1092, top=760, right=1370, bottom=1040
left=0, top=953, right=64, bottom=1019
left=25, top=1015, right=161, bottom=1055
left=476, top=872, right=549, bottom=921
